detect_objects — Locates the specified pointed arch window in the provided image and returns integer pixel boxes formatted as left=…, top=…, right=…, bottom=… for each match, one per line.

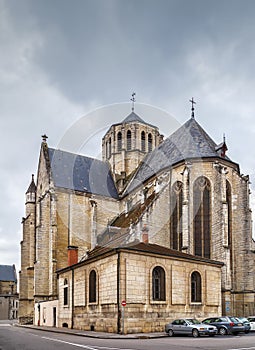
left=152, top=266, right=165, bottom=301
left=226, top=181, right=232, bottom=247
left=127, top=130, right=132, bottom=151
left=148, top=133, right=153, bottom=152
left=193, top=177, right=211, bottom=258
left=141, top=131, right=146, bottom=152
left=63, top=278, right=68, bottom=306
left=170, top=181, right=183, bottom=251
left=89, top=270, right=97, bottom=303
left=191, top=271, right=202, bottom=302
left=117, top=132, right=122, bottom=152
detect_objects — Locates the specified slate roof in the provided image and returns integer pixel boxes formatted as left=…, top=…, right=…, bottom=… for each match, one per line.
left=57, top=242, right=223, bottom=273
left=0, top=265, right=17, bottom=282
left=48, top=148, right=119, bottom=199
left=125, top=118, right=235, bottom=194
left=121, top=112, right=157, bottom=129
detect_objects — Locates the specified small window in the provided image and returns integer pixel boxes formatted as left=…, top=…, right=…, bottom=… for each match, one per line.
left=152, top=266, right=166, bottom=301
left=63, top=278, right=68, bottom=306
left=89, top=270, right=97, bottom=303
left=191, top=271, right=201, bottom=302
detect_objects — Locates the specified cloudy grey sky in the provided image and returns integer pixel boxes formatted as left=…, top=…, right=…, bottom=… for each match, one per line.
left=1, top=0, right=255, bottom=274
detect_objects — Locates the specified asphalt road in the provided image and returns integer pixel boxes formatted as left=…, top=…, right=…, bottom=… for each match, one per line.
left=1, top=322, right=255, bottom=350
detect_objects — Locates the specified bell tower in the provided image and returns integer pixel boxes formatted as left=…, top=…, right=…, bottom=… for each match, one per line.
left=102, top=100, right=163, bottom=192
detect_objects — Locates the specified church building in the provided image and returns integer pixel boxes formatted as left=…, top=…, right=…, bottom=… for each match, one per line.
left=19, top=101, right=255, bottom=333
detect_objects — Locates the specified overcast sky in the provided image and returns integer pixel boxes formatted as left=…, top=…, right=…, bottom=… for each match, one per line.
left=1, top=0, right=255, bottom=275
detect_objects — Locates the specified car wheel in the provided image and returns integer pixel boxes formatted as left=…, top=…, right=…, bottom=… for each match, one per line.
left=219, top=327, right=227, bottom=336
left=245, top=330, right=249, bottom=334
left=192, top=329, right=199, bottom=338
left=168, top=329, right=174, bottom=337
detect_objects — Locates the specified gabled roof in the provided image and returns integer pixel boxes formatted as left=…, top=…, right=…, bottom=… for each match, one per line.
left=125, top=118, right=235, bottom=194
left=48, top=148, right=119, bottom=199
left=0, top=265, right=17, bottom=282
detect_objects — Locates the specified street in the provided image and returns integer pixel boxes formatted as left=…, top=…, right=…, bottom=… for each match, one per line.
left=1, top=323, right=255, bottom=350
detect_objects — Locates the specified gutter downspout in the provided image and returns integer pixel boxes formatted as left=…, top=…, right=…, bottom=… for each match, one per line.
left=71, top=267, right=74, bottom=329
left=117, top=251, right=121, bottom=334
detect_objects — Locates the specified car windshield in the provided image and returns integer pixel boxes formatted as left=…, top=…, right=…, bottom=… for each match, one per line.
left=186, top=319, right=201, bottom=325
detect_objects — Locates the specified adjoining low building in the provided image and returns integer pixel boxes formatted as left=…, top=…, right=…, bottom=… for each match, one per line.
left=0, top=265, right=19, bottom=320
left=55, top=242, right=223, bottom=334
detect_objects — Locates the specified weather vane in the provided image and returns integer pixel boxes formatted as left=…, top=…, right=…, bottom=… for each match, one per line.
left=189, top=97, right=196, bottom=119
left=130, top=92, right=136, bottom=112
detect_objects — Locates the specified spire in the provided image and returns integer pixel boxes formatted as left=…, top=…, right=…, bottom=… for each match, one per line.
left=26, top=174, right=36, bottom=204
left=130, top=92, right=136, bottom=112
left=189, top=97, right=196, bottom=119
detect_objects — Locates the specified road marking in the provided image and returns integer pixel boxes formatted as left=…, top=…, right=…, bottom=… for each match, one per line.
left=227, top=347, right=255, bottom=350
left=0, top=324, right=11, bottom=327
left=41, top=336, right=137, bottom=350
left=42, top=337, right=98, bottom=349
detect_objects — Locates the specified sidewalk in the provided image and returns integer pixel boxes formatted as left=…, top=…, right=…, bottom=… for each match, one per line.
left=15, top=323, right=167, bottom=339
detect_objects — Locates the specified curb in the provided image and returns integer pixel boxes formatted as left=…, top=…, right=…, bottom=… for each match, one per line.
left=15, top=324, right=167, bottom=339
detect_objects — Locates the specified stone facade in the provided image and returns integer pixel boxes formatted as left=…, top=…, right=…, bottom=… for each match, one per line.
left=19, top=110, right=255, bottom=330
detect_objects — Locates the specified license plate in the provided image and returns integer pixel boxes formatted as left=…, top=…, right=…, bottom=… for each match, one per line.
left=238, top=323, right=242, bottom=326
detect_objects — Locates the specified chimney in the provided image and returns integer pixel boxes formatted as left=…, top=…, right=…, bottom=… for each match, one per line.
left=142, top=225, right=149, bottom=243
left=68, top=246, right=78, bottom=266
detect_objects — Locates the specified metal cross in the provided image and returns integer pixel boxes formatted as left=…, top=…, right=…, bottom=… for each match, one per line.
left=130, top=92, right=136, bottom=112
left=189, top=97, right=196, bottom=118
left=41, top=134, right=48, bottom=142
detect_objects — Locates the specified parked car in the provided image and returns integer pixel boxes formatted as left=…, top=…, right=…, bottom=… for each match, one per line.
left=202, top=316, right=246, bottom=335
left=247, top=316, right=255, bottom=331
left=165, top=318, right=218, bottom=338
left=236, top=317, right=251, bottom=333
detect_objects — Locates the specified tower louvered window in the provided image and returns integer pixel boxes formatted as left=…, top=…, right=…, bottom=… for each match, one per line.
left=148, top=133, right=152, bottom=152
left=141, top=131, right=146, bottom=151
left=117, top=132, right=122, bottom=151
left=127, top=130, right=131, bottom=151
left=170, top=181, right=183, bottom=251
left=193, top=177, right=211, bottom=258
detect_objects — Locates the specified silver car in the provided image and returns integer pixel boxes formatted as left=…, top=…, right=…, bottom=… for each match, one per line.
left=165, top=318, right=218, bottom=338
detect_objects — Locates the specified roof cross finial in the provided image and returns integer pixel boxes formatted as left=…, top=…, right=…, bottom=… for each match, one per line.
left=189, top=97, right=196, bottom=119
left=41, top=134, right=48, bottom=143
left=130, top=92, right=136, bottom=112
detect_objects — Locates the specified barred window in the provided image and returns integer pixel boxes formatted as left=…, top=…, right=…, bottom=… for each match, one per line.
left=89, top=270, right=97, bottom=303
left=191, top=271, right=202, bottom=302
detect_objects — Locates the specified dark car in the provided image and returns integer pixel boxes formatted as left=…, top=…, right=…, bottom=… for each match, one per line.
left=202, top=316, right=246, bottom=335
left=236, top=317, right=251, bottom=333
left=165, top=318, right=218, bottom=338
